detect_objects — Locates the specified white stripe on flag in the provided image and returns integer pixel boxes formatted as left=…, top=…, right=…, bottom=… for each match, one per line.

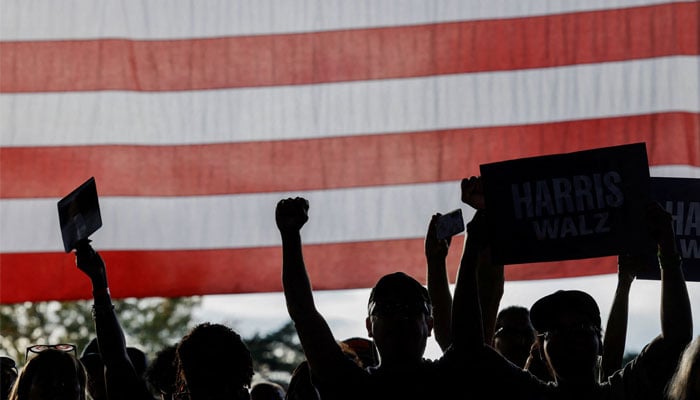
left=0, top=0, right=685, bottom=41
left=2, top=56, right=698, bottom=147
left=2, top=165, right=698, bottom=253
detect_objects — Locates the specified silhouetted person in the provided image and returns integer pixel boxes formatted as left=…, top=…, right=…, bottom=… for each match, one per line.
left=0, top=357, right=18, bottom=400
left=284, top=361, right=318, bottom=400
left=145, top=345, right=178, bottom=400
left=276, top=191, right=484, bottom=399
left=493, top=306, right=536, bottom=369
left=426, top=176, right=505, bottom=353
left=175, top=323, right=253, bottom=400
left=8, top=349, right=87, bottom=400
left=462, top=197, right=693, bottom=400
left=250, top=381, right=284, bottom=400
left=74, top=240, right=153, bottom=400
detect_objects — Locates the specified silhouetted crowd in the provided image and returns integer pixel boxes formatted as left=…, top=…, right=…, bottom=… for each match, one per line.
left=1, top=177, right=698, bottom=400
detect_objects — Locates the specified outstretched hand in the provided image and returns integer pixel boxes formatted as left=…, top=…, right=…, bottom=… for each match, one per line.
left=461, top=176, right=485, bottom=210
left=425, top=213, right=451, bottom=261
left=276, top=197, right=309, bottom=234
left=75, top=239, right=108, bottom=289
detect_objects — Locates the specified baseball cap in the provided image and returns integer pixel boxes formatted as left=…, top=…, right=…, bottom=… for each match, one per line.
left=367, top=272, right=431, bottom=317
left=530, top=290, right=601, bottom=333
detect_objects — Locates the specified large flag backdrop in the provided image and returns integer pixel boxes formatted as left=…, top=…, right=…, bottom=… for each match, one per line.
left=1, top=0, right=698, bottom=303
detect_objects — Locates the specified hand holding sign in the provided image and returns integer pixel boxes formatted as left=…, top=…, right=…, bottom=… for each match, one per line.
left=75, top=239, right=108, bottom=290
left=461, top=176, right=485, bottom=210
left=57, top=177, right=102, bottom=253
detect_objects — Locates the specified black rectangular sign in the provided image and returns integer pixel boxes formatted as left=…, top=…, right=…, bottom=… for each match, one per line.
left=637, top=177, right=700, bottom=281
left=480, top=143, right=650, bottom=265
left=58, top=177, right=102, bottom=253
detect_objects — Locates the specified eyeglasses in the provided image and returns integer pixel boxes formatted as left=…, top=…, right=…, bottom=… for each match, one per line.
left=540, top=324, right=600, bottom=341
left=494, top=327, right=536, bottom=343
left=25, top=343, right=77, bottom=362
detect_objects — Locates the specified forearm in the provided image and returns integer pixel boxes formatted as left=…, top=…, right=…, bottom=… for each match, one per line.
left=477, top=252, right=504, bottom=346
left=601, top=278, right=631, bottom=377
left=281, top=231, right=318, bottom=322
left=660, top=255, right=692, bottom=344
left=451, top=235, right=484, bottom=352
left=427, top=257, right=453, bottom=351
left=89, top=275, right=131, bottom=367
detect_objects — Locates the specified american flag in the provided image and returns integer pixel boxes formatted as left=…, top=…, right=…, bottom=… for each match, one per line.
left=1, top=0, right=698, bottom=303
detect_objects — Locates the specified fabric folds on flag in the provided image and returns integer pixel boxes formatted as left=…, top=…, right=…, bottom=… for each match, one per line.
left=1, top=0, right=698, bottom=303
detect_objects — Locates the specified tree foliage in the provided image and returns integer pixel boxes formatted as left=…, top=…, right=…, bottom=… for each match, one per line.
left=245, top=320, right=305, bottom=383
left=0, top=296, right=307, bottom=386
left=0, top=297, right=200, bottom=365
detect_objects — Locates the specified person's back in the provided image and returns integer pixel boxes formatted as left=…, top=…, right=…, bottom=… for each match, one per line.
left=176, top=323, right=253, bottom=400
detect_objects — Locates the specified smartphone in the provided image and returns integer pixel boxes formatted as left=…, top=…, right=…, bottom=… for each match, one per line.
left=436, top=209, right=465, bottom=240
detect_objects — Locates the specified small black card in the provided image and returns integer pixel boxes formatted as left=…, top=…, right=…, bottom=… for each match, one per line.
left=58, top=177, right=102, bottom=253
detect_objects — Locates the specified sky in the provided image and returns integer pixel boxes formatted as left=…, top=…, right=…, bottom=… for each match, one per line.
left=194, top=273, right=700, bottom=360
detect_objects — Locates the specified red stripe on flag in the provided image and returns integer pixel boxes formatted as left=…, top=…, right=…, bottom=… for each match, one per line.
left=1, top=3, right=697, bottom=93
left=0, top=236, right=617, bottom=303
left=2, top=112, right=698, bottom=198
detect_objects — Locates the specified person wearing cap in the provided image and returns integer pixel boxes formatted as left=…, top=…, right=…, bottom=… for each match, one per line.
left=468, top=201, right=693, bottom=399
left=275, top=191, right=484, bottom=399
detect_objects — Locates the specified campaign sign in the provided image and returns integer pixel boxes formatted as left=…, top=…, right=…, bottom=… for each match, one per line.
left=637, top=178, right=700, bottom=281
left=480, top=143, right=650, bottom=265
left=58, top=177, right=102, bottom=253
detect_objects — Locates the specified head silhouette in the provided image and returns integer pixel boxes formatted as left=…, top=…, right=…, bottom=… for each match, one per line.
left=176, top=323, right=253, bottom=400
left=145, top=344, right=178, bottom=400
left=365, top=272, right=433, bottom=367
left=250, top=381, right=284, bottom=400
left=9, top=349, right=87, bottom=400
left=493, top=306, right=536, bottom=368
left=1, top=357, right=18, bottom=400
left=530, top=290, right=602, bottom=383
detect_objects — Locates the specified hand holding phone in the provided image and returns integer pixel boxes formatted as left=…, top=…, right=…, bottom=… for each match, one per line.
left=436, top=209, right=465, bottom=241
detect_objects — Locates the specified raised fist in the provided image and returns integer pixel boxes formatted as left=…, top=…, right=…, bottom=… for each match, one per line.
left=275, top=197, right=309, bottom=233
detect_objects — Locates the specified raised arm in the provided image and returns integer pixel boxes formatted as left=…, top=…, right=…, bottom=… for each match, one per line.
left=454, top=176, right=504, bottom=346
left=450, top=178, right=488, bottom=353
left=601, top=254, right=643, bottom=378
left=425, top=213, right=453, bottom=352
left=276, top=198, right=350, bottom=377
left=649, top=202, right=692, bottom=345
left=74, top=240, right=151, bottom=400
left=476, top=240, right=505, bottom=346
